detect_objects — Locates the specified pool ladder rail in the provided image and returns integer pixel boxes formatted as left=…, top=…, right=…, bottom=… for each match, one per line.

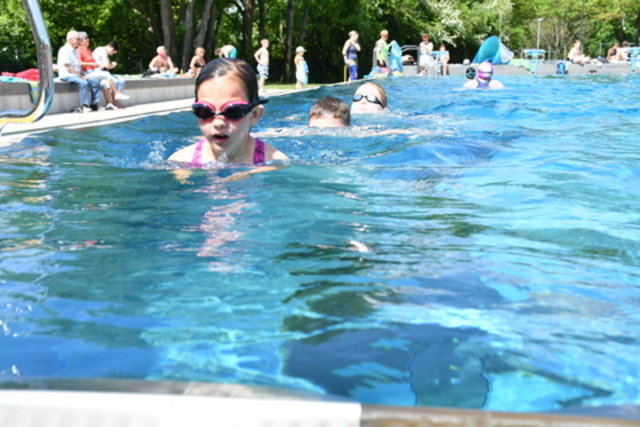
left=523, top=49, right=546, bottom=73
left=0, top=0, right=54, bottom=136
left=629, top=47, right=640, bottom=72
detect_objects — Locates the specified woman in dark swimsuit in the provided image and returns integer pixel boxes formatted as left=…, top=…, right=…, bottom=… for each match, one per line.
left=342, top=31, right=361, bottom=81
left=189, top=47, right=207, bottom=77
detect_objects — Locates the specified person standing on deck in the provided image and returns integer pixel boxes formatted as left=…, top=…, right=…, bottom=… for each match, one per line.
left=254, top=39, right=270, bottom=93
left=418, top=34, right=434, bottom=75
left=374, top=29, right=391, bottom=74
left=342, top=31, right=361, bottom=81
left=294, top=46, right=308, bottom=89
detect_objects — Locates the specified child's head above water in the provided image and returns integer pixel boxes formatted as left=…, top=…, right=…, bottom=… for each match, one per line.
left=168, top=58, right=287, bottom=165
left=187, top=58, right=274, bottom=163
left=309, top=96, right=351, bottom=128
left=476, top=61, right=494, bottom=81
left=195, top=58, right=261, bottom=104
left=350, top=82, right=388, bottom=114
left=465, top=67, right=476, bottom=80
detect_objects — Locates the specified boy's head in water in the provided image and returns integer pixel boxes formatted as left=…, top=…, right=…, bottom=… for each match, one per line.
left=309, top=96, right=351, bottom=127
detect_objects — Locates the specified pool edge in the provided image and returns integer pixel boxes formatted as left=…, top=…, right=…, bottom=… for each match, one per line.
left=0, top=379, right=638, bottom=426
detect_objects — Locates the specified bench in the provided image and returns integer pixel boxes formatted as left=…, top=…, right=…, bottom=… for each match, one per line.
left=0, top=77, right=196, bottom=115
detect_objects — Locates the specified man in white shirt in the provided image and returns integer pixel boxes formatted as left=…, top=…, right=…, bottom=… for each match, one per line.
left=418, top=34, right=435, bottom=75
left=57, top=30, right=101, bottom=112
left=92, top=40, right=129, bottom=106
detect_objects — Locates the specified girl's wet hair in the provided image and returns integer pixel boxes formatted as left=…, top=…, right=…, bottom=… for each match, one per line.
left=195, top=58, right=260, bottom=104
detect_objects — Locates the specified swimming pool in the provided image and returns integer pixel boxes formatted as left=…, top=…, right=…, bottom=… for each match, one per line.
left=1, top=74, right=639, bottom=415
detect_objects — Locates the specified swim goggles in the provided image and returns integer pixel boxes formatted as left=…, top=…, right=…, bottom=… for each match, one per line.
left=192, top=99, right=265, bottom=122
left=352, top=93, right=384, bottom=107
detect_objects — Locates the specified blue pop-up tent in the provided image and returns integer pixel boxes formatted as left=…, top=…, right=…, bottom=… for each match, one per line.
left=365, top=40, right=404, bottom=78
left=472, top=36, right=514, bottom=64
left=388, top=41, right=404, bottom=73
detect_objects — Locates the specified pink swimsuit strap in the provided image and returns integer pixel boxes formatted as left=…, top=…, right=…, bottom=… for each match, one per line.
left=187, top=138, right=206, bottom=168
left=187, top=138, right=266, bottom=167
left=253, top=139, right=265, bottom=164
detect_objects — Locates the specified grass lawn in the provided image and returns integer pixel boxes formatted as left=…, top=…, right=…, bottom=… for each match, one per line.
left=263, top=83, right=298, bottom=90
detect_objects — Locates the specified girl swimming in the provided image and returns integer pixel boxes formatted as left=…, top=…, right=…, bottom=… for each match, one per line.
left=169, top=58, right=288, bottom=166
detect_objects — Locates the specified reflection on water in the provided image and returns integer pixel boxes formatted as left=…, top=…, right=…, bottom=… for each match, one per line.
left=0, top=75, right=639, bottom=415
left=195, top=180, right=252, bottom=266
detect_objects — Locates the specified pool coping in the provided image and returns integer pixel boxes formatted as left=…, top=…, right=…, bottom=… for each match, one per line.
left=0, top=87, right=310, bottom=146
left=0, top=380, right=638, bottom=426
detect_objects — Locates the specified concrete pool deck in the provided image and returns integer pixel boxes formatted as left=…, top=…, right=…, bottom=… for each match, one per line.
left=0, top=87, right=304, bottom=146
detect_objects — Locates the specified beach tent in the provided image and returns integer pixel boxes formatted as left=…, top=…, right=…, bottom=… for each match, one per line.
left=365, top=41, right=404, bottom=78
left=388, top=41, right=404, bottom=74
left=472, top=36, right=514, bottom=65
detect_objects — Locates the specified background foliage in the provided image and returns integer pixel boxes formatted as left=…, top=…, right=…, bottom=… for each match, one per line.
left=1, top=0, right=639, bottom=82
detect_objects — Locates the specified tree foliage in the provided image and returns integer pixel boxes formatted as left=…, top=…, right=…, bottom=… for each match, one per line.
left=1, top=0, right=639, bottom=81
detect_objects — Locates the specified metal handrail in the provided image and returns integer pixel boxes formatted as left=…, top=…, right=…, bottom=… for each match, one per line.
left=629, top=47, right=640, bottom=72
left=0, top=0, right=54, bottom=133
left=522, top=48, right=546, bottom=73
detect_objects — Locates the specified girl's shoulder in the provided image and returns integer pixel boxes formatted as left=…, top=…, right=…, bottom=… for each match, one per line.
left=168, top=141, right=198, bottom=163
left=261, top=140, right=288, bottom=161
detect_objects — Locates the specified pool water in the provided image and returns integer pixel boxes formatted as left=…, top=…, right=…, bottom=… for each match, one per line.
left=1, top=74, right=639, bottom=414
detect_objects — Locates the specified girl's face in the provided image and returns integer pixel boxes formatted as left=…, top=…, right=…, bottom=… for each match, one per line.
left=196, top=75, right=263, bottom=161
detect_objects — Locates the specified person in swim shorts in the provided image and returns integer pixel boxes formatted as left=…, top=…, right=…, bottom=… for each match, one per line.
left=254, top=39, right=270, bottom=92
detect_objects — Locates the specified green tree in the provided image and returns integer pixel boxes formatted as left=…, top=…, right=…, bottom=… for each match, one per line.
left=2, top=0, right=637, bottom=80
left=0, top=0, right=32, bottom=72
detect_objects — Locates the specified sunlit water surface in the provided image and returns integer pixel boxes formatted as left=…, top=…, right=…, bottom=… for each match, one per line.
left=1, top=74, right=639, bottom=414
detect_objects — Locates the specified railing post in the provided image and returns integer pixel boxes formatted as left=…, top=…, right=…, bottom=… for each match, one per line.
left=0, top=0, right=55, bottom=134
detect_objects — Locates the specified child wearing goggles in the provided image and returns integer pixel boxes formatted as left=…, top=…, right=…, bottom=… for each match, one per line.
left=350, top=82, right=388, bottom=114
left=463, top=61, right=504, bottom=90
left=168, top=58, right=288, bottom=166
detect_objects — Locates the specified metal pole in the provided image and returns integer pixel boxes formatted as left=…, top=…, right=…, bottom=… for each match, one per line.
left=0, top=0, right=55, bottom=133
left=536, top=18, right=543, bottom=51
left=580, top=0, right=585, bottom=42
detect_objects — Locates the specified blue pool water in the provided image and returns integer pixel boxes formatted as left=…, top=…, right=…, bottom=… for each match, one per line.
left=1, top=74, right=639, bottom=414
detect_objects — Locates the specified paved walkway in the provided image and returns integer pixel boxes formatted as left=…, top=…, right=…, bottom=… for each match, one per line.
left=0, top=88, right=301, bottom=146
